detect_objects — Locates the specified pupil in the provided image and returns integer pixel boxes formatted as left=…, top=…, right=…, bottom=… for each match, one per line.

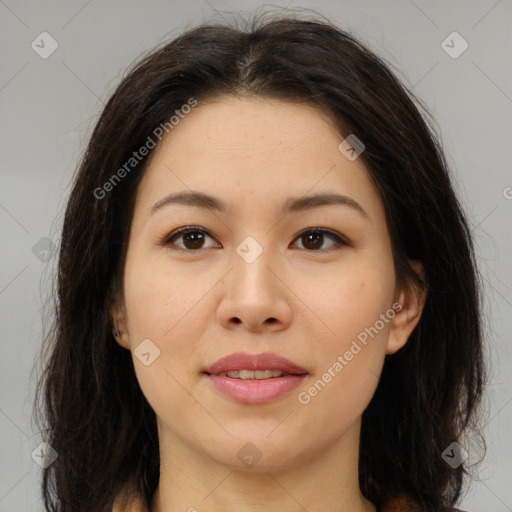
left=305, top=231, right=322, bottom=250
left=184, top=231, right=204, bottom=249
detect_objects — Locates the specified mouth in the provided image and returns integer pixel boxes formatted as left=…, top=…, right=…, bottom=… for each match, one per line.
left=214, top=369, right=293, bottom=379
left=203, top=352, right=308, bottom=404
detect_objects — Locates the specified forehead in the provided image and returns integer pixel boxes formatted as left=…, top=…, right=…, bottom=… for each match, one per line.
left=134, top=96, right=385, bottom=223
left=155, top=96, right=344, bottom=159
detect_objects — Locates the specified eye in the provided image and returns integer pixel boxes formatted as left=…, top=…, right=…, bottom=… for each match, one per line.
left=159, top=226, right=220, bottom=251
left=159, top=226, right=348, bottom=252
left=291, top=228, right=347, bottom=252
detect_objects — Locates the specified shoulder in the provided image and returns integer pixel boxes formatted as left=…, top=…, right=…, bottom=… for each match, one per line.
left=381, top=495, right=469, bottom=512
left=112, top=487, right=148, bottom=512
left=112, top=490, right=467, bottom=512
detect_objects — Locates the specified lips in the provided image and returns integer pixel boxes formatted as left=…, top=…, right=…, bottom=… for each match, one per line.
left=203, top=352, right=308, bottom=405
left=203, top=351, right=308, bottom=376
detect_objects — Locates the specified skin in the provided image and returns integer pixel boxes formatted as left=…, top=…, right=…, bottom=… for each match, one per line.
left=111, top=96, right=426, bottom=512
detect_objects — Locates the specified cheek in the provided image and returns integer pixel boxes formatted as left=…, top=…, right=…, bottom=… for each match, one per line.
left=123, top=252, right=209, bottom=340
left=297, top=270, right=394, bottom=438
left=298, top=253, right=394, bottom=416
left=308, top=252, right=395, bottom=348
left=122, top=251, right=215, bottom=382
left=122, top=256, right=205, bottom=427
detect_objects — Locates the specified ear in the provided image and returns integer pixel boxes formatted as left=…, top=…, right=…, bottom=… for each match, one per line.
left=110, top=292, right=130, bottom=350
left=386, top=261, right=427, bottom=355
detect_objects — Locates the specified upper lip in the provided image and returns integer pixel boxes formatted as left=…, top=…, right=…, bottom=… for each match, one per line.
left=204, top=352, right=308, bottom=375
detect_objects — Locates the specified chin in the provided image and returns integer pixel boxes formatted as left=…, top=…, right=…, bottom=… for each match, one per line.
left=202, top=435, right=312, bottom=474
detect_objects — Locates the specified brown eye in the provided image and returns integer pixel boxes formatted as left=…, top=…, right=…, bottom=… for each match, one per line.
left=162, top=226, right=219, bottom=251
left=181, top=231, right=206, bottom=250
left=292, top=229, right=346, bottom=252
left=161, top=226, right=347, bottom=253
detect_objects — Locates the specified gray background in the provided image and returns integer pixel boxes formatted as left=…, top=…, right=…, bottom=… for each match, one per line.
left=0, top=0, right=511, bottom=510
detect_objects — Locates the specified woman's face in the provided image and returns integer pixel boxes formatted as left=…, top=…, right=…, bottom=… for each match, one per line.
left=113, top=96, right=424, bottom=472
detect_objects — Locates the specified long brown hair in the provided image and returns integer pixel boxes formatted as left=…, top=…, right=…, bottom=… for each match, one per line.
left=33, top=10, right=487, bottom=512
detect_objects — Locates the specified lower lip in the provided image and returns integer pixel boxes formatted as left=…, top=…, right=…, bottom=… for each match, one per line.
left=206, top=374, right=308, bottom=404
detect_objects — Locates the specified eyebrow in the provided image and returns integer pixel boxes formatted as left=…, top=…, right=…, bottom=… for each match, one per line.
left=148, top=190, right=368, bottom=219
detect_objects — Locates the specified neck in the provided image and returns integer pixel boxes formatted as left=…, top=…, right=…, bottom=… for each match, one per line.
left=150, top=417, right=376, bottom=512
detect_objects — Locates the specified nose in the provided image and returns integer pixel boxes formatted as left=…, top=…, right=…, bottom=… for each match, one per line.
left=216, top=240, right=293, bottom=333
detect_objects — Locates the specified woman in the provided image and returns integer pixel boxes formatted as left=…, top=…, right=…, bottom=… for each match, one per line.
left=34, top=11, right=487, bottom=512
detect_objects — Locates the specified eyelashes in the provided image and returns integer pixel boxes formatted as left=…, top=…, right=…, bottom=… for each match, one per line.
left=158, top=225, right=349, bottom=254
